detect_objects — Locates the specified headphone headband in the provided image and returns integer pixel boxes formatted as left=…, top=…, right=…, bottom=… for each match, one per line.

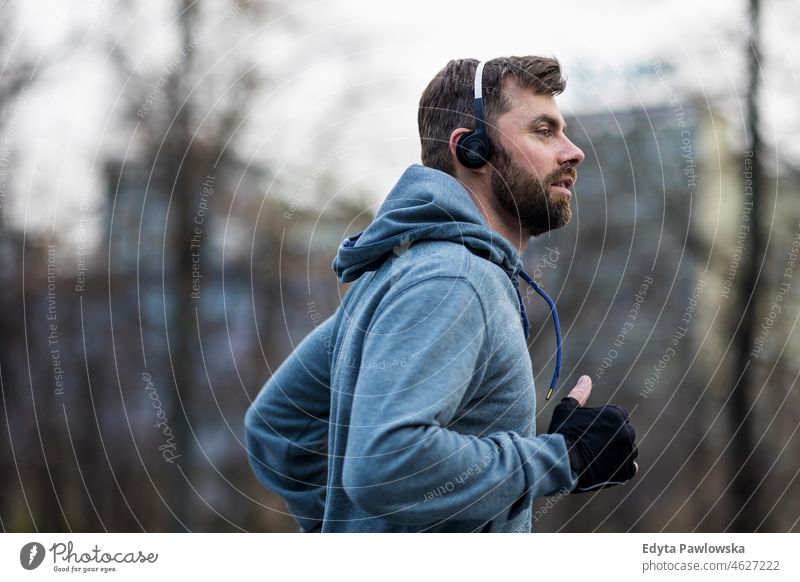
left=473, top=60, right=485, bottom=100
left=455, top=60, right=492, bottom=169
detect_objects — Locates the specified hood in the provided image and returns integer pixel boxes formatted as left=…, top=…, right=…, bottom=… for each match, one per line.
left=332, top=164, right=523, bottom=284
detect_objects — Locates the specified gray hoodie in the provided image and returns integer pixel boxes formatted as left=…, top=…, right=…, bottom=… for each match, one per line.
left=245, top=164, right=576, bottom=532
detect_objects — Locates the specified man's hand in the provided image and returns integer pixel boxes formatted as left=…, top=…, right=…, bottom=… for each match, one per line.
left=548, top=375, right=639, bottom=493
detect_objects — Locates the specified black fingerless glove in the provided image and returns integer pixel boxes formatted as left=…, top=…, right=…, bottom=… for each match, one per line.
left=547, top=397, right=638, bottom=493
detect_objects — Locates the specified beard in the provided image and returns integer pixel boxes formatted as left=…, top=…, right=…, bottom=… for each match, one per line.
left=490, top=143, right=576, bottom=237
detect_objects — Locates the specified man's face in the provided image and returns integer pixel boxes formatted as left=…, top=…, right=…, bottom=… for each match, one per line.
left=490, top=77, right=585, bottom=237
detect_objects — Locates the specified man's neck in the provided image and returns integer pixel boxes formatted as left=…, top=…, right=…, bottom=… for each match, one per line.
left=458, top=174, right=530, bottom=255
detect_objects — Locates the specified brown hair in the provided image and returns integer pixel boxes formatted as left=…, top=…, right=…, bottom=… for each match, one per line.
left=418, top=56, right=566, bottom=175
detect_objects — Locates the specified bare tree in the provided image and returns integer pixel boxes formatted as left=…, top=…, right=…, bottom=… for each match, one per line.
left=728, top=0, right=771, bottom=532
left=0, top=1, right=44, bottom=532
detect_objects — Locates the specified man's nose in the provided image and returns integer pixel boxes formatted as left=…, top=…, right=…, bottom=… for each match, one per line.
left=560, top=137, right=585, bottom=167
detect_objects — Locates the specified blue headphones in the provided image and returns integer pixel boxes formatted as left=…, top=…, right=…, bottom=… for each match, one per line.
left=456, top=61, right=492, bottom=169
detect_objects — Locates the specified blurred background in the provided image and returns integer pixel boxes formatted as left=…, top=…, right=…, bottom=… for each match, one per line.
left=1, top=0, right=798, bottom=532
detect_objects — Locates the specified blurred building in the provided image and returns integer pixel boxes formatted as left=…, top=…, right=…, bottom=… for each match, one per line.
left=527, top=101, right=800, bottom=531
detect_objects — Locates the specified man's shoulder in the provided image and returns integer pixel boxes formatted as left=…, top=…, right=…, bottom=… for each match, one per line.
left=385, top=239, right=514, bottom=304
left=398, top=239, right=506, bottom=277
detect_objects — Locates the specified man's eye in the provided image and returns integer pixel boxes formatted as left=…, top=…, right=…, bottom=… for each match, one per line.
left=536, top=127, right=552, bottom=137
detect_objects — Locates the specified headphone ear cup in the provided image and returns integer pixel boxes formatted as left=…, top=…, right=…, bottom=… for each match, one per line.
left=456, top=132, right=490, bottom=169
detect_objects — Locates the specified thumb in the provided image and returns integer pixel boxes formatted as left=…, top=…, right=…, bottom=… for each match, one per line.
left=566, top=375, right=592, bottom=407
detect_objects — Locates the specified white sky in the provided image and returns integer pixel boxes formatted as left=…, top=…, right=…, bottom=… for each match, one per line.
left=5, top=0, right=798, bottom=243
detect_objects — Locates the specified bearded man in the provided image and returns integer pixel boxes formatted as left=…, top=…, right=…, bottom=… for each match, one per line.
left=245, top=56, right=639, bottom=533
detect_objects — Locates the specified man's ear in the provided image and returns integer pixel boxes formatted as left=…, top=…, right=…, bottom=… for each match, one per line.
left=448, top=127, right=472, bottom=160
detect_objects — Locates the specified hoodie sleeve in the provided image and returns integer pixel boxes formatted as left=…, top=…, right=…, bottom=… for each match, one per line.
left=244, top=314, right=333, bottom=533
left=341, top=276, right=576, bottom=526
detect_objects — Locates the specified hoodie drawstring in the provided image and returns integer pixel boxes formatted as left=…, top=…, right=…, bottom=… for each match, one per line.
left=515, top=269, right=563, bottom=401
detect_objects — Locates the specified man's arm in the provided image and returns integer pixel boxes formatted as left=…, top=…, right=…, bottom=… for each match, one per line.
left=244, top=314, right=334, bottom=532
left=341, top=276, right=576, bottom=526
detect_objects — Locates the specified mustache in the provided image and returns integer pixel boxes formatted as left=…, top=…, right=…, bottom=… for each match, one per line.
left=545, top=167, right=577, bottom=185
